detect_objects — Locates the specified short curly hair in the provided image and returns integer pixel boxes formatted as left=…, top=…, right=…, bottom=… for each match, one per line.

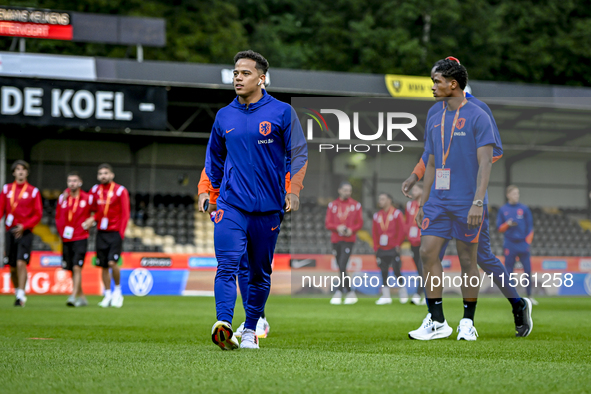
left=434, top=59, right=468, bottom=90
left=234, top=50, right=269, bottom=75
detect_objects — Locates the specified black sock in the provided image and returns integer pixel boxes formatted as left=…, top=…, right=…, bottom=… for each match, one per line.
left=261, top=310, right=266, bottom=319
left=427, top=298, right=444, bottom=323
left=508, top=297, right=522, bottom=306
left=463, top=300, right=477, bottom=322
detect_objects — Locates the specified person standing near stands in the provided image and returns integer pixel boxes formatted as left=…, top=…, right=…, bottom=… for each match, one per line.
left=88, top=164, right=130, bottom=308
left=497, top=185, right=535, bottom=304
left=372, top=193, right=406, bottom=305
left=55, top=172, right=94, bottom=307
left=206, top=50, right=308, bottom=350
left=325, top=181, right=364, bottom=305
left=404, top=184, right=426, bottom=305
left=0, top=160, right=42, bottom=307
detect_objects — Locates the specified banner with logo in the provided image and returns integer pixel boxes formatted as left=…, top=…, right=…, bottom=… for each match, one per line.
left=0, top=77, right=167, bottom=129
left=384, top=74, right=434, bottom=98
left=4, top=252, right=589, bottom=297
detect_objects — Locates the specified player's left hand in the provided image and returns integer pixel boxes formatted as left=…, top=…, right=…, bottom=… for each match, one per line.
left=12, top=224, right=24, bottom=239
left=285, top=193, right=300, bottom=212
left=467, top=206, right=484, bottom=229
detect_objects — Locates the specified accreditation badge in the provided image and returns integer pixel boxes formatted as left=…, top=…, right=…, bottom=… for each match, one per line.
left=379, top=234, right=389, bottom=246
left=63, top=226, right=74, bottom=240
left=100, top=217, right=109, bottom=230
left=409, top=226, right=419, bottom=238
left=435, top=168, right=451, bottom=190
left=5, top=214, right=14, bottom=227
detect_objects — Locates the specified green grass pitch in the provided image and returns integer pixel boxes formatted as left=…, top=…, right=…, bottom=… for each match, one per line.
left=0, top=295, right=590, bottom=393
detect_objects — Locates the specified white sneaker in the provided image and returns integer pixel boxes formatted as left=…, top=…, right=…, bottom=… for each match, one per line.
left=410, top=294, right=427, bottom=306
left=211, top=321, right=239, bottom=350
left=408, top=313, right=453, bottom=340
left=75, top=298, right=88, bottom=307
left=376, top=297, right=392, bottom=305
left=98, top=296, right=111, bottom=308
left=330, top=290, right=343, bottom=305
left=343, top=290, right=358, bottom=305
left=399, top=286, right=409, bottom=304
left=457, top=318, right=479, bottom=341
left=530, top=297, right=539, bottom=306
left=256, top=317, right=270, bottom=338
left=240, top=329, right=259, bottom=349
left=235, top=322, right=246, bottom=337
left=235, top=318, right=271, bottom=338
left=111, top=293, right=124, bottom=308
left=66, top=295, right=76, bottom=307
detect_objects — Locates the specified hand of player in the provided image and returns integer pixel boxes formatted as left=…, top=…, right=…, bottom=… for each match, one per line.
left=415, top=207, right=424, bottom=228
left=507, top=219, right=518, bottom=227
left=198, top=193, right=209, bottom=212
left=12, top=224, right=24, bottom=239
left=467, top=205, right=484, bottom=229
left=336, top=224, right=347, bottom=235
left=82, top=217, right=95, bottom=230
left=344, top=228, right=353, bottom=237
left=285, top=193, right=300, bottom=212
left=207, top=202, right=216, bottom=214
left=401, top=174, right=418, bottom=199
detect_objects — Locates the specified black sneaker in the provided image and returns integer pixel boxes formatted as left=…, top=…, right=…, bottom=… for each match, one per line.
left=14, top=298, right=24, bottom=307
left=514, top=298, right=533, bottom=337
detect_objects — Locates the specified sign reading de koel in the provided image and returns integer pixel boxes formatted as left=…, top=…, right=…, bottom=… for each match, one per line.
left=0, top=77, right=167, bottom=129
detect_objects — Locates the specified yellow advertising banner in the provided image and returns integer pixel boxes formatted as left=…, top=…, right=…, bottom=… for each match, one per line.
left=385, top=74, right=434, bottom=98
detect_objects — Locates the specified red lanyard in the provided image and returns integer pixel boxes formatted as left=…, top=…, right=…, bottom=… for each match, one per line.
left=440, top=98, right=468, bottom=168
left=100, top=183, right=115, bottom=216
left=9, top=182, right=28, bottom=213
left=67, top=194, right=80, bottom=223
left=379, top=207, right=394, bottom=232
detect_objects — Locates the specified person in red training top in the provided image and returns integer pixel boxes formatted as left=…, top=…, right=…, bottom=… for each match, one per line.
left=55, top=172, right=94, bottom=308
left=325, top=181, right=363, bottom=305
left=0, top=160, right=42, bottom=307
left=404, top=183, right=426, bottom=306
left=88, top=163, right=130, bottom=308
left=372, top=193, right=405, bottom=305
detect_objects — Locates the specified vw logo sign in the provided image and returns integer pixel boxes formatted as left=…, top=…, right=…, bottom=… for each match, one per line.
left=128, top=268, right=154, bottom=296
left=584, top=274, right=591, bottom=296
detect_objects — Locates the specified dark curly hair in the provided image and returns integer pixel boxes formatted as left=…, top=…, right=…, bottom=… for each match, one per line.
left=434, top=59, right=468, bottom=90
left=234, top=50, right=269, bottom=75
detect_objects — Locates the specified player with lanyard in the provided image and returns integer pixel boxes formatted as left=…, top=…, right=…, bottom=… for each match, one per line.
left=197, top=169, right=271, bottom=338
left=404, top=183, right=426, bottom=305
left=55, top=172, right=94, bottom=307
left=372, top=192, right=406, bottom=305
left=497, top=185, right=536, bottom=304
left=325, top=182, right=364, bottom=305
left=410, top=59, right=496, bottom=341
left=88, top=164, right=130, bottom=308
left=401, top=57, right=533, bottom=337
left=206, top=50, right=308, bottom=350
left=0, top=160, right=42, bottom=307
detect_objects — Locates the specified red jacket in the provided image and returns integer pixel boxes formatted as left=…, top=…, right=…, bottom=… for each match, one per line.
left=89, top=182, right=130, bottom=239
left=405, top=200, right=422, bottom=247
left=0, top=182, right=42, bottom=231
left=325, top=198, right=364, bottom=243
left=55, top=189, right=94, bottom=242
left=372, top=207, right=405, bottom=251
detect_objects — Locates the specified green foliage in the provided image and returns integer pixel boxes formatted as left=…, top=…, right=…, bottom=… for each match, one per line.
left=0, top=0, right=590, bottom=85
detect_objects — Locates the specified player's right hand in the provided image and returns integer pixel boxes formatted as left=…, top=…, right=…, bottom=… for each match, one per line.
left=207, top=202, right=216, bottom=214
left=415, top=207, right=424, bottom=228
left=198, top=193, right=209, bottom=212
left=401, top=174, right=418, bottom=199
